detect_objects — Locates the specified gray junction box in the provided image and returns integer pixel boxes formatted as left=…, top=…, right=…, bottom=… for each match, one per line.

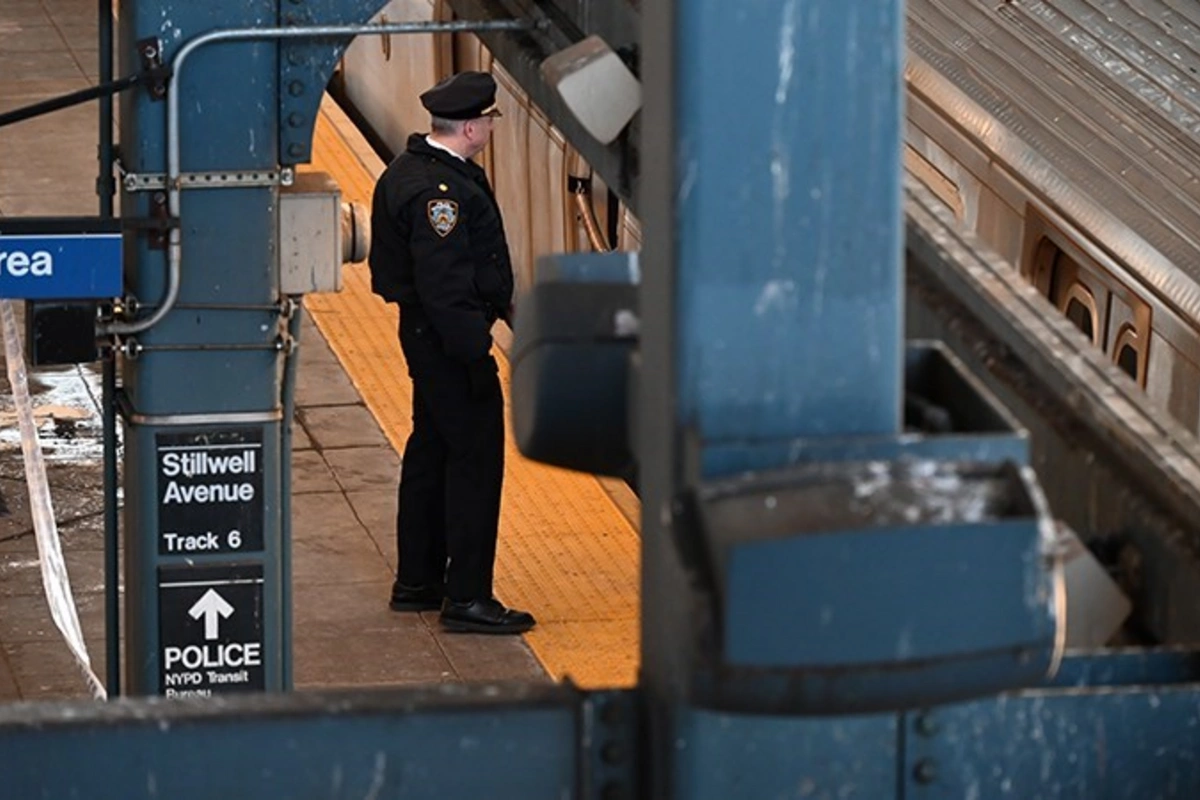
left=278, top=171, right=344, bottom=295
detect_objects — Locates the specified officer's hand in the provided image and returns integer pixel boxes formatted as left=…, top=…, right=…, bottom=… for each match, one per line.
left=467, top=357, right=498, bottom=400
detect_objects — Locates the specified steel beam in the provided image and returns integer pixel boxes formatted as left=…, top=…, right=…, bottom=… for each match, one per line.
left=637, top=0, right=905, bottom=792
left=0, top=685, right=637, bottom=799
left=7, top=655, right=1200, bottom=797
left=903, top=685, right=1200, bottom=797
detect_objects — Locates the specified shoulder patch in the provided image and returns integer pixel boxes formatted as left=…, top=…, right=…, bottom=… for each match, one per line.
left=426, top=198, right=459, bottom=237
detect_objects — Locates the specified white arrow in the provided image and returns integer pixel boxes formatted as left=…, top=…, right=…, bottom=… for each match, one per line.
left=189, top=588, right=234, bottom=640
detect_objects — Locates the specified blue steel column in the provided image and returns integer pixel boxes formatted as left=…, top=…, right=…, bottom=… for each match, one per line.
left=118, top=1, right=287, bottom=695
left=638, top=0, right=903, bottom=795
left=663, top=2, right=902, bottom=451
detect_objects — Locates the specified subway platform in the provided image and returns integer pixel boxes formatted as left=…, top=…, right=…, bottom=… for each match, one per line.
left=0, top=0, right=554, bottom=701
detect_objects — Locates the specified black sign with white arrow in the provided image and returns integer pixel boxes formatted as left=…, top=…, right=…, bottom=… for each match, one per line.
left=157, top=562, right=265, bottom=697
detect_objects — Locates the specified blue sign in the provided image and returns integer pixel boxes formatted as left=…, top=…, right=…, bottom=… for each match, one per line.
left=0, top=233, right=122, bottom=299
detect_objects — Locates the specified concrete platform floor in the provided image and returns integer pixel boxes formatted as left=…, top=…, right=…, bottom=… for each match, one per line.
left=0, top=0, right=547, bottom=701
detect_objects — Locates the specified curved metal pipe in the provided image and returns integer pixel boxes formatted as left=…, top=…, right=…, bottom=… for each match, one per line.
left=572, top=187, right=612, bottom=253
left=566, top=147, right=612, bottom=253
left=102, top=18, right=532, bottom=336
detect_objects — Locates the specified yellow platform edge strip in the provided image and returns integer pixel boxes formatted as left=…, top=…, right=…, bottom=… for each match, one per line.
left=304, top=98, right=641, bottom=688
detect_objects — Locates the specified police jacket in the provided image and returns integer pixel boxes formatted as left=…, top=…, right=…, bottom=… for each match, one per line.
left=369, top=133, right=514, bottom=363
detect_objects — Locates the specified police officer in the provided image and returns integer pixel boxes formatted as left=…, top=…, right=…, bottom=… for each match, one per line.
left=368, top=71, right=535, bottom=634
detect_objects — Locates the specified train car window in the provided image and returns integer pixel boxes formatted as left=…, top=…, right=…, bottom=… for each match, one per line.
left=1060, top=283, right=1101, bottom=347
left=1113, top=329, right=1140, bottom=380
left=1033, top=235, right=1104, bottom=347
left=1029, top=236, right=1057, bottom=296
left=1107, top=295, right=1152, bottom=388
left=1024, top=209, right=1152, bottom=388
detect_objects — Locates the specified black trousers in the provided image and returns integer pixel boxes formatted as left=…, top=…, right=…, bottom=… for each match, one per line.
left=395, top=311, right=504, bottom=602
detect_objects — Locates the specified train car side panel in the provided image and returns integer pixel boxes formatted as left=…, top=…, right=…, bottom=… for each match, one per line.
left=340, top=0, right=440, bottom=156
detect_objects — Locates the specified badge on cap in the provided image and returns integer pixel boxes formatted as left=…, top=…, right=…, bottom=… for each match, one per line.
left=427, top=199, right=459, bottom=237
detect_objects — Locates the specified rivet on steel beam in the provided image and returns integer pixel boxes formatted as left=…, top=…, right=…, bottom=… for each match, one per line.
left=288, top=112, right=303, bottom=128
left=915, top=712, right=939, bottom=737
left=913, top=759, right=937, bottom=785
left=287, top=142, right=305, bottom=158
left=286, top=50, right=304, bottom=67
left=288, top=80, right=305, bottom=97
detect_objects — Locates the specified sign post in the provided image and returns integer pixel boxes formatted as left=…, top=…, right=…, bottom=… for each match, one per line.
left=114, top=0, right=291, bottom=697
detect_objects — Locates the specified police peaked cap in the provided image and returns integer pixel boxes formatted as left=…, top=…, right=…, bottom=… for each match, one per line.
left=420, top=71, right=503, bottom=120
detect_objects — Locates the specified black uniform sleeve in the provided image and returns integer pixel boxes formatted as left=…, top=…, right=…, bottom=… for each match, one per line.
left=367, top=179, right=402, bottom=301
left=408, top=188, right=493, bottom=362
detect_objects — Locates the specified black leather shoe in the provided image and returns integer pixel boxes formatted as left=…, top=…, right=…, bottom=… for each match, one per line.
left=389, top=582, right=443, bottom=612
left=440, top=598, right=536, bottom=634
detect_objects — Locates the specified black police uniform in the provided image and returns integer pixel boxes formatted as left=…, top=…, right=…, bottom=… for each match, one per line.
left=368, top=72, right=534, bottom=634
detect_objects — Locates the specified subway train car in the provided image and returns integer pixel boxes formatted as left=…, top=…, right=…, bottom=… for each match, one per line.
left=900, top=0, right=1200, bottom=644
left=904, top=0, right=1200, bottom=431
left=339, top=1, right=1200, bottom=431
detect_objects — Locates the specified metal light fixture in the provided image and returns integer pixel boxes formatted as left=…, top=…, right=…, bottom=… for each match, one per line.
left=541, top=35, right=641, bottom=145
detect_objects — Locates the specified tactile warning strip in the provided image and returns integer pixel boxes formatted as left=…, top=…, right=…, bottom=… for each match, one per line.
left=304, top=98, right=640, bottom=688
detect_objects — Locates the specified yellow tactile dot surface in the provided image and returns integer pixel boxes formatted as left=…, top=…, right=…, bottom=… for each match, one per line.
left=304, top=99, right=640, bottom=688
